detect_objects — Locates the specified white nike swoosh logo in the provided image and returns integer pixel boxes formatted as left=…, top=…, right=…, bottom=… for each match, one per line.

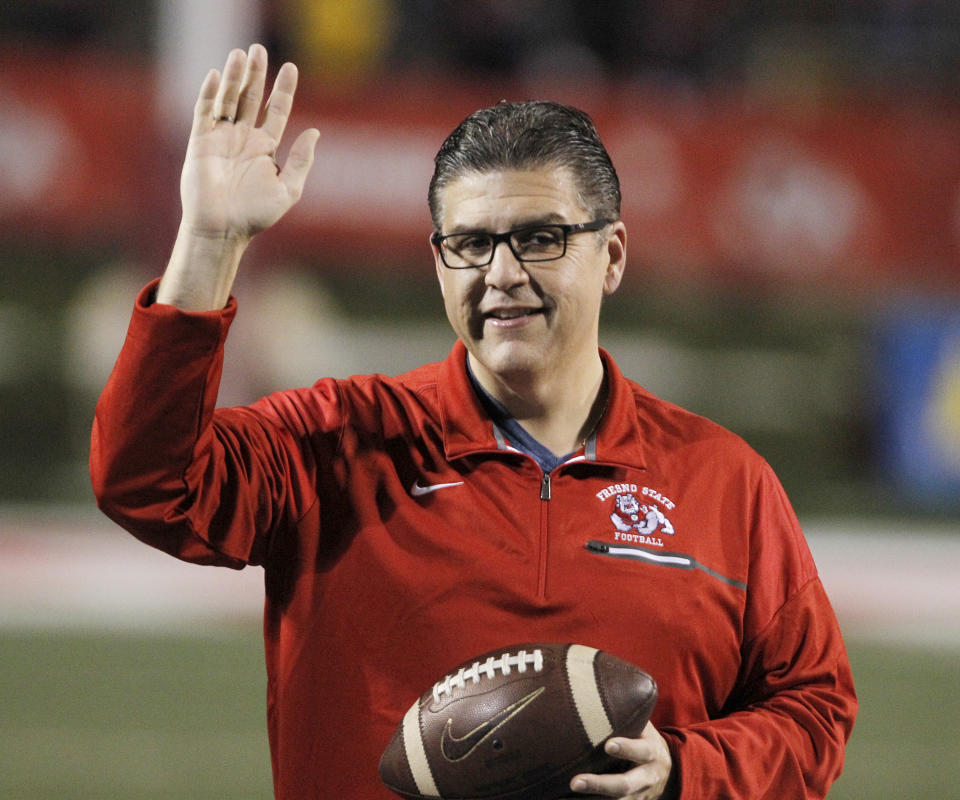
left=410, top=480, right=464, bottom=497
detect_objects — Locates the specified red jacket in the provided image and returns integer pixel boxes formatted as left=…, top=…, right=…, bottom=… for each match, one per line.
left=90, top=283, right=856, bottom=799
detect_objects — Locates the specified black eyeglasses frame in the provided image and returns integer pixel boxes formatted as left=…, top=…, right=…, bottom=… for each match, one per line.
left=431, top=219, right=615, bottom=269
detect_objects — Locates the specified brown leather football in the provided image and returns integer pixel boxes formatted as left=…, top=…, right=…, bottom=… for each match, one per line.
left=378, top=642, right=657, bottom=799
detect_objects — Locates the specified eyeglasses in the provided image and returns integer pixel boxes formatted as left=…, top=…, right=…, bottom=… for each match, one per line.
left=431, top=219, right=614, bottom=269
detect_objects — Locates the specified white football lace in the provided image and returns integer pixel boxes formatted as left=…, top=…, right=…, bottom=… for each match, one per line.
left=432, top=649, right=545, bottom=703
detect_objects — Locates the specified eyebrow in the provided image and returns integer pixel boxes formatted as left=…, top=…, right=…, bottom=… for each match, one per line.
left=445, top=213, right=568, bottom=235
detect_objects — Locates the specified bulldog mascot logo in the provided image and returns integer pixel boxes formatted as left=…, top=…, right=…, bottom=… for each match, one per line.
left=610, top=492, right=675, bottom=539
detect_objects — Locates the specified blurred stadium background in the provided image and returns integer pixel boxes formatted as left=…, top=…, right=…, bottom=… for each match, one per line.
left=1, top=0, right=958, bottom=797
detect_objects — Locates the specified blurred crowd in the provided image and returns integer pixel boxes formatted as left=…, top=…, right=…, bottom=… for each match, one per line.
left=3, top=0, right=959, bottom=97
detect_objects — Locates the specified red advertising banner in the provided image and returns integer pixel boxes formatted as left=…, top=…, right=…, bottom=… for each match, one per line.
left=0, top=49, right=154, bottom=241
left=2, top=49, right=958, bottom=291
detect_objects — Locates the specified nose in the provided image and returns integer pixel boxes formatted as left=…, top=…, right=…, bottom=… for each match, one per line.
left=484, top=239, right=529, bottom=290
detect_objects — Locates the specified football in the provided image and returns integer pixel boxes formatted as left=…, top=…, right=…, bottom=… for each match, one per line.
left=378, top=642, right=657, bottom=800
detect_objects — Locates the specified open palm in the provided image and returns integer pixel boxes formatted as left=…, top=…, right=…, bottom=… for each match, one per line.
left=180, top=44, right=318, bottom=241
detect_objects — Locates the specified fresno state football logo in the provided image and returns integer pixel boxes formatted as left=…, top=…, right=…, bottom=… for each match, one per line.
left=596, top=484, right=676, bottom=547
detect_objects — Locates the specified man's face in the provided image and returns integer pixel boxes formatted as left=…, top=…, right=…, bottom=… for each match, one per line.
left=433, top=166, right=626, bottom=394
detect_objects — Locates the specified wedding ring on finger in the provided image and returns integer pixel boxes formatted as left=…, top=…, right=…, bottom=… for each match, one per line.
left=216, top=114, right=236, bottom=123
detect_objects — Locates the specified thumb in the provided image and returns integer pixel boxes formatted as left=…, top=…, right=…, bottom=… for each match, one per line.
left=279, top=127, right=320, bottom=202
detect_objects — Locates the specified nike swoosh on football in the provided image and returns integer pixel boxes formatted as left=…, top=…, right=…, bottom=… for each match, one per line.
left=410, top=480, right=464, bottom=497
left=440, top=686, right=545, bottom=763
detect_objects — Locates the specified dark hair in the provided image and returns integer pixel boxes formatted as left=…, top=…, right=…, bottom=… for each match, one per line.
left=428, top=100, right=621, bottom=231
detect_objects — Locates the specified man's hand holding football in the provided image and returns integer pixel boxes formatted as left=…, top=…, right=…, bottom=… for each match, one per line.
left=569, top=722, right=676, bottom=800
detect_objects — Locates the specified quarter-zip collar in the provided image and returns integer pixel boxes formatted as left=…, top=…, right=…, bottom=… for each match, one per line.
left=437, top=339, right=648, bottom=470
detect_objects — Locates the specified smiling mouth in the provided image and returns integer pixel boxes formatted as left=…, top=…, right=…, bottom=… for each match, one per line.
left=485, top=308, right=544, bottom=320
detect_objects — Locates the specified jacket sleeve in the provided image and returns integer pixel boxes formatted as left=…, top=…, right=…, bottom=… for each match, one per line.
left=659, top=464, right=857, bottom=800
left=89, top=282, right=327, bottom=568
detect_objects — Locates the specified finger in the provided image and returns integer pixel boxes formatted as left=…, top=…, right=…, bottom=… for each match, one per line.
left=278, top=127, right=320, bottom=201
left=260, top=62, right=299, bottom=144
left=191, top=68, right=221, bottom=137
left=605, top=735, right=656, bottom=765
left=568, top=737, right=654, bottom=797
left=571, top=765, right=660, bottom=799
left=213, top=47, right=247, bottom=121
left=235, top=43, right=268, bottom=125
left=570, top=772, right=633, bottom=797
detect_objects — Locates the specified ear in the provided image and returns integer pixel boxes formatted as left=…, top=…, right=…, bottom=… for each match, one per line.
left=430, top=233, right=447, bottom=298
left=602, top=220, right=627, bottom=295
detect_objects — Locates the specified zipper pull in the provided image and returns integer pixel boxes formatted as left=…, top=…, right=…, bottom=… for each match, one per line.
left=540, top=472, right=551, bottom=501
left=586, top=541, right=609, bottom=553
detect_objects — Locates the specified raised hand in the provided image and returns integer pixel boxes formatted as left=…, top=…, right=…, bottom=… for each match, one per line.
left=182, top=43, right=318, bottom=240
left=157, top=44, right=319, bottom=310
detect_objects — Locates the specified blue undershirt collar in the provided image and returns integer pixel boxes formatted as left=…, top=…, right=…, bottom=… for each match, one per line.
left=465, top=356, right=577, bottom=473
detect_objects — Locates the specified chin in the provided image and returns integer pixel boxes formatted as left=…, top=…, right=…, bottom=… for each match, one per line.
left=473, top=341, right=546, bottom=382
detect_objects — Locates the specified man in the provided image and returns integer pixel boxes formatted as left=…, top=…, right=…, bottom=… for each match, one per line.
left=91, top=44, right=856, bottom=799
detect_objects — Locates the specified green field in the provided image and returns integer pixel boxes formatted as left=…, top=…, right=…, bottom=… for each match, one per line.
left=2, top=628, right=957, bottom=798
